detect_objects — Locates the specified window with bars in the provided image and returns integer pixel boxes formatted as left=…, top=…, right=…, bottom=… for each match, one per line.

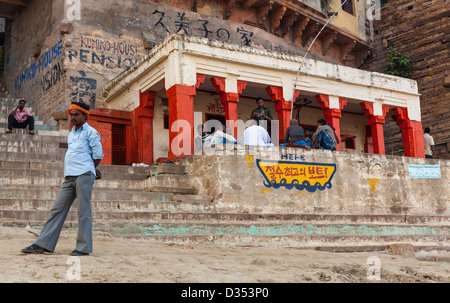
left=112, top=123, right=127, bottom=165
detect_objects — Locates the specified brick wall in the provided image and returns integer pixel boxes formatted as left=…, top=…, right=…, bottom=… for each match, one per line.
left=362, top=0, right=450, bottom=159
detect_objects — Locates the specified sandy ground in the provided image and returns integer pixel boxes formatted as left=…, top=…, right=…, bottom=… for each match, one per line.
left=0, top=226, right=448, bottom=283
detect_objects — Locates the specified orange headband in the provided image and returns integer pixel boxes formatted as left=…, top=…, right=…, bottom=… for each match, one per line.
left=68, top=104, right=89, bottom=116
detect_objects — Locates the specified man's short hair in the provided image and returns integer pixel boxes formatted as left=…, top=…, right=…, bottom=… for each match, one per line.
left=71, top=101, right=90, bottom=111
left=256, top=97, right=263, bottom=103
left=424, top=127, right=431, bottom=133
left=290, top=119, right=298, bottom=125
left=317, top=119, right=327, bottom=125
left=248, top=119, right=257, bottom=127
left=19, top=99, right=26, bottom=104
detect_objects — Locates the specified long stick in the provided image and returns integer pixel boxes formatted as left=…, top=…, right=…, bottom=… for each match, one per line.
left=290, top=0, right=350, bottom=119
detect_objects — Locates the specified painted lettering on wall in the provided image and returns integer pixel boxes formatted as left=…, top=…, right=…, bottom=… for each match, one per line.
left=80, top=37, right=139, bottom=56
left=151, top=9, right=254, bottom=46
left=281, top=153, right=306, bottom=161
left=206, top=98, right=224, bottom=114
left=14, top=40, right=63, bottom=90
left=40, top=61, right=62, bottom=93
left=257, top=159, right=336, bottom=192
left=66, top=36, right=140, bottom=70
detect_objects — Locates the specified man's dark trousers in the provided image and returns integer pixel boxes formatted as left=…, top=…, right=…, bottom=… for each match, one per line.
left=34, top=172, right=96, bottom=253
left=8, top=114, right=35, bottom=131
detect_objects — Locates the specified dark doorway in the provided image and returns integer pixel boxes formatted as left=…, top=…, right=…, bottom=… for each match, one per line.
left=112, top=123, right=127, bottom=165
left=205, top=113, right=226, bottom=134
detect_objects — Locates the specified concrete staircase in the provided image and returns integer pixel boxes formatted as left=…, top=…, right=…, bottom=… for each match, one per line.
left=1, top=97, right=68, bottom=136
left=0, top=97, right=449, bottom=254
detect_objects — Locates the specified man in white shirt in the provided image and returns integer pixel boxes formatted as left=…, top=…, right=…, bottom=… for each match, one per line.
left=424, top=127, right=435, bottom=159
left=244, top=120, right=273, bottom=146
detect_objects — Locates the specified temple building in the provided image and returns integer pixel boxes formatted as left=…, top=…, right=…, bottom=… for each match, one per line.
left=0, top=0, right=428, bottom=164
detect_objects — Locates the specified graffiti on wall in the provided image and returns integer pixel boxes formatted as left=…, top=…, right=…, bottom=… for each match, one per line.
left=40, top=61, right=62, bottom=93
left=206, top=98, right=224, bottom=114
left=256, top=159, right=337, bottom=192
left=14, top=40, right=63, bottom=90
left=66, top=35, right=141, bottom=70
left=151, top=9, right=254, bottom=46
left=68, top=70, right=97, bottom=108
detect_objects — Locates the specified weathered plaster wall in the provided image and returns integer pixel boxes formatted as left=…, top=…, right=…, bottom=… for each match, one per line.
left=362, top=0, right=450, bottom=159
left=4, top=0, right=64, bottom=122
left=186, top=148, right=449, bottom=216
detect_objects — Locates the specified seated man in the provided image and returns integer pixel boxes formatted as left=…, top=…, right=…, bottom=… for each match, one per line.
left=6, top=99, right=35, bottom=135
left=304, top=125, right=315, bottom=146
left=311, top=119, right=337, bottom=151
left=194, top=124, right=207, bottom=153
left=244, top=120, right=273, bottom=146
left=281, top=119, right=310, bottom=147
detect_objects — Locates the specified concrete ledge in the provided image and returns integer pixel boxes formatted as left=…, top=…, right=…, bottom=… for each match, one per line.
left=184, top=146, right=449, bottom=216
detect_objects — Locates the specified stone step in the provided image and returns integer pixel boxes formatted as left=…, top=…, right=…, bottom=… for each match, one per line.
left=1, top=197, right=447, bottom=226
left=172, top=194, right=214, bottom=203
left=0, top=133, right=67, bottom=142
left=0, top=145, right=67, bottom=155
left=0, top=160, right=148, bottom=175
left=0, top=167, right=148, bottom=181
left=0, top=198, right=212, bottom=213
left=0, top=99, right=30, bottom=106
left=0, top=185, right=173, bottom=201
left=118, top=234, right=450, bottom=252
left=1, top=129, right=67, bottom=136
left=0, top=150, right=65, bottom=161
left=146, top=186, right=198, bottom=195
left=1, top=124, right=57, bottom=131
left=0, top=105, right=34, bottom=113
left=0, top=117, right=43, bottom=126
left=145, top=174, right=192, bottom=188
left=3, top=211, right=448, bottom=235
left=149, top=163, right=187, bottom=175
left=0, top=175, right=146, bottom=189
left=0, top=139, right=65, bottom=149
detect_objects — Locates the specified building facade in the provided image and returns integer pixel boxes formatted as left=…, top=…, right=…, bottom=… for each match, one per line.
left=0, top=0, right=427, bottom=164
left=362, top=0, right=449, bottom=159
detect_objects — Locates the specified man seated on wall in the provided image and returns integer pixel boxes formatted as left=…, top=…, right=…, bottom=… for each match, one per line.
left=194, top=124, right=208, bottom=153
left=244, top=120, right=273, bottom=146
left=304, top=125, right=316, bottom=146
left=197, top=123, right=243, bottom=153
left=281, top=119, right=311, bottom=147
left=311, top=119, right=338, bottom=151
left=6, top=99, right=35, bottom=135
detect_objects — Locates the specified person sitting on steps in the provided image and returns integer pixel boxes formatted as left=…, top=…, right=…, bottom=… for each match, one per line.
left=6, top=99, right=35, bottom=135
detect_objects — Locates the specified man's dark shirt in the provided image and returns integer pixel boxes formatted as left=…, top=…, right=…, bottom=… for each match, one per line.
left=284, top=125, right=305, bottom=144
left=250, top=106, right=272, bottom=122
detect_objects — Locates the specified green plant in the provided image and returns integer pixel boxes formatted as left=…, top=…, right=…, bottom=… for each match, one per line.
left=385, top=47, right=412, bottom=78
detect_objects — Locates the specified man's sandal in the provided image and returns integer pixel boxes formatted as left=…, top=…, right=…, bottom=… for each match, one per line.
left=70, top=250, right=89, bottom=256
left=21, top=244, right=51, bottom=254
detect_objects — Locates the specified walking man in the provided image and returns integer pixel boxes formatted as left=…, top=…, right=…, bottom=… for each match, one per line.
left=6, top=99, right=35, bottom=135
left=424, top=127, right=435, bottom=159
left=21, top=101, right=104, bottom=256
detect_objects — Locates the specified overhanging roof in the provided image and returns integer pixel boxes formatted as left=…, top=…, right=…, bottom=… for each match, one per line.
left=0, top=0, right=31, bottom=19
left=103, top=34, right=422, bottom=122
